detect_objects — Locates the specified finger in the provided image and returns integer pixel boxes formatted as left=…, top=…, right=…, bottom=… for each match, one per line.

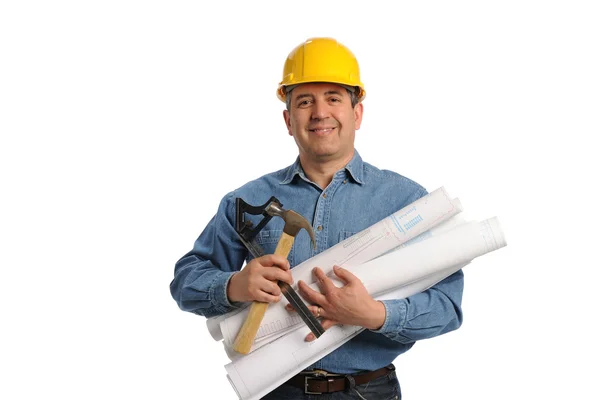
left=255, top=290, right=281, bottom=303
left=312, top=305, right=321, bottom=317
left=298, top=280, right=327, bottom=305
left=287, top=304, right=319, bottom=315
left=303, top=305, right=321, bottom=318
left=261, top=254, right=290, bottom=270
left=332, top=265, right=357, bottom=285
left=259, top=280, right=281, bottom=297
left=313, top=267, right=336, bottom=294
left=263, top=267, right=293, bottom=286
left=320, top=319, right=338, bottom=331
left=305, top=319, right=337, bottom=342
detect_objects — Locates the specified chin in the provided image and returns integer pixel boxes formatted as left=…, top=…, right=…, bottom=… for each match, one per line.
left=311, top=148, right=337, bottom=158
left=315, top=152, right=344, bottom=162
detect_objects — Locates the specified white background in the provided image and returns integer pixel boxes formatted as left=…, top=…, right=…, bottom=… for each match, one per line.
left=1, top=1, right=598, bottom=399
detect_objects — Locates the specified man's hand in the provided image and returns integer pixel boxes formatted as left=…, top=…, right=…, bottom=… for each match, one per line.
left=227, top=254, right=293, bottom=303
left=287, top=266, right=386, bottom=341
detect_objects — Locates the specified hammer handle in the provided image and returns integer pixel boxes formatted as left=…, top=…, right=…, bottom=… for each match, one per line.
left=232, top=231, right=295, bottom=354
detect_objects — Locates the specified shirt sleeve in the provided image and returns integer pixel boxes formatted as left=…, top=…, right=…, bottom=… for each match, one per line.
left=169, top=192, right=248, bottom=317
left=369, top=185, right=464, bottom=343
left=370, top=270, right=464, bottom=343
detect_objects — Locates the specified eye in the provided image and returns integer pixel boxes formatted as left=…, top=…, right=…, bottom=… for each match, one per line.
left=296, top=99, right=312, bottom=107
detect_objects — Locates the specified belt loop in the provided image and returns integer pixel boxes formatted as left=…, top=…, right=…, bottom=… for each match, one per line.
left=344, top=374, right=356, bottom=390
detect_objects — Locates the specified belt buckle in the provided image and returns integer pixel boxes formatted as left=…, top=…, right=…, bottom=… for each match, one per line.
left=304, top=370, right=328, bottom=395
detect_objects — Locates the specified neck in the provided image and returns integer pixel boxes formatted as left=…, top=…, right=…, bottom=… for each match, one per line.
left=299, top=152, right=354, bottom=189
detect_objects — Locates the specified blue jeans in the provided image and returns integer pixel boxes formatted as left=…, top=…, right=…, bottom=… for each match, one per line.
left=261, top=370, right=401, bottom=400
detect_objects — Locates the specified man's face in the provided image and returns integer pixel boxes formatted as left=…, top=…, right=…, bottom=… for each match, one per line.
left=283, top=82, right=363, bottom=165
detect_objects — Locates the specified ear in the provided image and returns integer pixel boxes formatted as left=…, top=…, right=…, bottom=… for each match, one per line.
left=283, top=109, right=293, bottom=136
left=354, top=103, right=364, bottom=130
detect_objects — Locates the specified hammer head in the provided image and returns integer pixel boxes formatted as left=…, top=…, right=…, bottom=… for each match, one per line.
left=266, top=202, right=316, bottom=248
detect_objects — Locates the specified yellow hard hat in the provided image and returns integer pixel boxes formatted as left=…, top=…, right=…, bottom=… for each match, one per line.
left=277, top=37, right=366, bottom=103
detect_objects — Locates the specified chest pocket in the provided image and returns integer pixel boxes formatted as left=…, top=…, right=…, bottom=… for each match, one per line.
left=253, top=230, right=289, bottom=261
left=339, top=230, right=358, bottom=243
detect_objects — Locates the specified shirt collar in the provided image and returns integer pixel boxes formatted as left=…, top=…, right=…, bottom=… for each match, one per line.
left=280, top=151, right=365, bottom=185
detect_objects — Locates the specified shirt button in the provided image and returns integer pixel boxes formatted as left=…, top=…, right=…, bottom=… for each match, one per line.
left=343, top=179, right=347, bottom=184
left=322, top=193, right=327, bottom=198
left=317, top=225, right=323, bottom=231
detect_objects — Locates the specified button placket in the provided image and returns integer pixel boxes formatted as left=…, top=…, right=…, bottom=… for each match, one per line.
left=312, top=192, right=326, bottom=255
left=312, top=177, right=345, bottom=255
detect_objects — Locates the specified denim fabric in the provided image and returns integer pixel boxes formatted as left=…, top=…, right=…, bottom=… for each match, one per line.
left=170, top=150, right=464, bottom=374
left=261, top=369, right=401, bottom=400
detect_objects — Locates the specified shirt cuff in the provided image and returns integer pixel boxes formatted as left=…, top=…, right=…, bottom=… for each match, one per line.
left=370, top=299, right=408, bottom=334
left=211, top=271, right=244, bottom=313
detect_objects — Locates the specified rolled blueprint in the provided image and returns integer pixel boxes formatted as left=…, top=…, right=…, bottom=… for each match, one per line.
left=224, top=217, right=507, bottom=400
left=224, top=215, right=468, bottom=357
left=287, top=187, right=462, bottom=287
left=355, top=217, right=505, bottom=297
left=225, top=271, right=461, bottom=400
left=208, top=186, right=462, bottom=344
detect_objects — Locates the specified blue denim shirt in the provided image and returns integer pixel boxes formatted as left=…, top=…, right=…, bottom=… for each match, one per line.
left=170, top=151, right=463, bottom=374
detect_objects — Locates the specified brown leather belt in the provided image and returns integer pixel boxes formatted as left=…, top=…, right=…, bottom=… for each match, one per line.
left=285, top=364, right=395, bottom=394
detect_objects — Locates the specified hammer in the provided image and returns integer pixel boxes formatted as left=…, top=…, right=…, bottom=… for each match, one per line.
left=232, top=201, right=319, bottom=354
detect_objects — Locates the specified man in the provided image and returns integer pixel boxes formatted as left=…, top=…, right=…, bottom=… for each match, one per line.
left=170, top=37, right=464, bottom=399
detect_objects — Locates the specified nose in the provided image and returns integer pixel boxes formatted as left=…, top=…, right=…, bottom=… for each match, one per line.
left=311, top=98, right=329, bottom=120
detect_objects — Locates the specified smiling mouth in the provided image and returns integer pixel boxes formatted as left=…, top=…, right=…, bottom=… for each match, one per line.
left=308, top=127, right=336, bottom=134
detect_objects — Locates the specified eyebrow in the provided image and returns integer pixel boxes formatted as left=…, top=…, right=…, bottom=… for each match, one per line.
left=294, top=90, right=345, bottom=102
